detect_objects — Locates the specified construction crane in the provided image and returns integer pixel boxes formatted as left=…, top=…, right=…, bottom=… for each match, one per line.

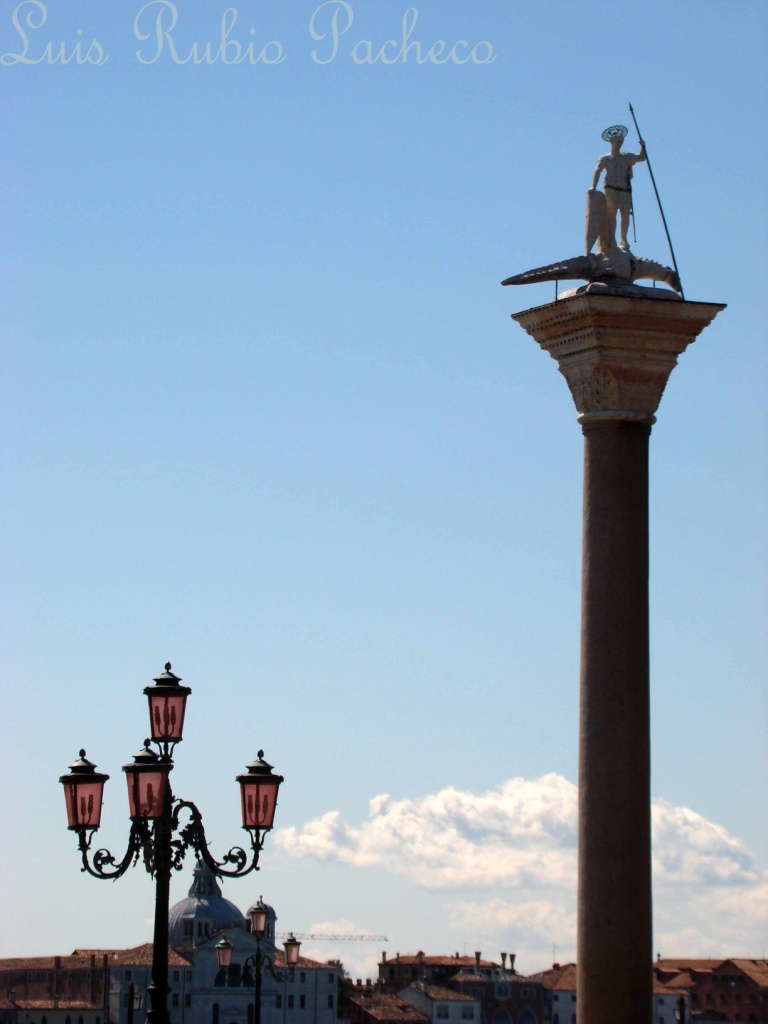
left=276, top=933, right=388, bottom=942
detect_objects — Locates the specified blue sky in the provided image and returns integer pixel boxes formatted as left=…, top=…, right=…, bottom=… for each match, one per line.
left=2, top=0, right=766, bottom=975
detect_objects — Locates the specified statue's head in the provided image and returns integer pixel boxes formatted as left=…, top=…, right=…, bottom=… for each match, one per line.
left=602, top=124, right=628, bottom=151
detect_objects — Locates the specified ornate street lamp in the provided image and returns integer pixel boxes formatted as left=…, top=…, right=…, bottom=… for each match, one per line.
left=216, top=902, right=301, bottom=1024
left=59, top=663, right=284, bottom=1024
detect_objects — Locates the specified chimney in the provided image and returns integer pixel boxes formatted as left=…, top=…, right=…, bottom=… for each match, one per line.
left=381, top=951, right=387, bottom=965
left=475, top=952, right=481, bottom=972
left=508, top=954, right=516, bottom=974
left=417, top=951, right=424, bottom=964
left=553, top=963, right=560, bottom=971
left=90, top=955, right=96, bottom=968
left=500, top=953, right=507, bottom=971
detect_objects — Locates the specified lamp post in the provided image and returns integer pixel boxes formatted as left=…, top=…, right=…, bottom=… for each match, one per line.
left=216, top=900, right=301, bottom=1024
left=59, top=664, right=284, bottom=1024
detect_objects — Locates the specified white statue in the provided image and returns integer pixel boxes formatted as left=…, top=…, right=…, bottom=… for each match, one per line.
left=587, top=125, right=646, bottom=254
left=501, top=119, right=683, bottom=300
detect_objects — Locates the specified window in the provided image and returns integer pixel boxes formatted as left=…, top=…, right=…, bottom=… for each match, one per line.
left=248, top=1006, right=253, bottom=1024
left=300, top=973, right=306, bottom=985
left=470, top=988, right=483, bottom=1000
left=553, top=995, right=560, bottom=1002
left=173, top=971, right=179, bottom=983
left=172, top=995, right=179, bottom=1008
left=126, top=972, right=132, bottom=982
left=462, top=1008, right=474, bottom=1020
left=495, top=984, right=509, bottom=1000
left=658, top=999, right=664, bottom=1006
left=186, top=971, right=192, bottom=981
left=389, top=969, right=395, bottom=980
left=521, top=988, right=535, bottom=1000
left=212, top=1003, right=219, bottom=1024
left=328, top=997, right=334, bottom=1010
left=436, top=1008, right=449, bottom=1020
left=328, top=974, right=335, bottom=985
left=185, top=996, right=191, bottom=1008
left=276, top=996, right=282, bottom=1010
left=300, top=996, right=306, bottom=1009
left=288, top=996, right=294, bottom=1009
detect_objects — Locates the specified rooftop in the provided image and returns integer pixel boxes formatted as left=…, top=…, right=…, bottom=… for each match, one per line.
left=404, top=983, right=474, bottom=1002
left=350, top=994, right=429, bottom=1024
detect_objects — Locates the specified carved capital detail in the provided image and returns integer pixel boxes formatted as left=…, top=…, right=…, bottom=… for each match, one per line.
left=512, top=294, right=725, bottom=423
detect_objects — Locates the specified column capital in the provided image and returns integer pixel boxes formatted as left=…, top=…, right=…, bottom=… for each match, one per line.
left=512, top=294, right=725, bottom=424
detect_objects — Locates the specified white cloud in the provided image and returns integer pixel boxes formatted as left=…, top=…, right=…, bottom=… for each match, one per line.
left=273, top=774, right=767, bottom=962
left=274, top=773, right=578, bottom=888
left=450, top=897, right=576, bottom=950
left=274, top=773, right=758, bottom=892
left=651, top=798, right=758, bottom=885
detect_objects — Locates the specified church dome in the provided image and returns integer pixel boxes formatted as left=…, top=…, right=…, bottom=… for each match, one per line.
left=169, top=860, right=246, bottom=953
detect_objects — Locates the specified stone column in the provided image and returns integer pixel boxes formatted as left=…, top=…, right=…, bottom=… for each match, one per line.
left=511, top=293, right=724, bottom=1024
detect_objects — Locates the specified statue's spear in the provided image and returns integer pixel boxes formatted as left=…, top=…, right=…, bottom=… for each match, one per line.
left=629, top=102, right=685, bottom=299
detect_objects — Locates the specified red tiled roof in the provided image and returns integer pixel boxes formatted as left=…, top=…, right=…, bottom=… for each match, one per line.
left=450, top=972, right=539, bottom=985
left=72, top=945, right=190, bottom=967
left=385, top=956, right=495, bottom=969
left=655, top=959, right=720, bottom=972
left=13, top=1002, right=98, bottom=1011
left=0, top=956, right=99, bottom=971
left=350, top=995, right=429, bottom=1024
left=728, top=960, right=768, bottom=987
left=538, top=964, right=577, bottom=992
left=273, top=951, right=325, bottom=969
left=403, top=984, right=473, bottom=1002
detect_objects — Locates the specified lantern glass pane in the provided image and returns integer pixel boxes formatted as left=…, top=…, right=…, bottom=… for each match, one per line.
left=284, top=940, right=300, bottom=966
left=126, top=769, right=168, bottom=819
left=216, top=942, right=233, bottom=969
left=239, top=779, right=279, bottom=829
left=250, top=908, right=267, bottom=934
left=63, top=780, right=105, bottom=829
left=148, top=693, right=187, bottom=742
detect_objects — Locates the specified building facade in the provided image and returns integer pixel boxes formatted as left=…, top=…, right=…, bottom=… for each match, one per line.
left=654, top=958, right=768, bottom=1023
left=0, top=864, right=339, bottom=1024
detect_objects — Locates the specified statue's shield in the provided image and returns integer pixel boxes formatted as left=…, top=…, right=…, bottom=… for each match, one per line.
left=585, top=189, right=606, bottom=254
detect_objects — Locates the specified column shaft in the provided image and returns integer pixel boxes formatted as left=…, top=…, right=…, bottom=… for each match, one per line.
left=578, top=419, right=652, bottom=1024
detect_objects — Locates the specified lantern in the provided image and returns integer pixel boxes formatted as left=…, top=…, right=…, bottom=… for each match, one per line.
left=60, top=750, right=110, bottom=830
left=283, top=933, right=301, bottom=967
left=123, top=742, right=172, bottom=819
left=249, top=898, right=268, bottom=935
left=216, top=938, right=234, bottom=969
left=143, top=663, right=192, bottom=745
left=236, top=751, right=283, bottom=830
